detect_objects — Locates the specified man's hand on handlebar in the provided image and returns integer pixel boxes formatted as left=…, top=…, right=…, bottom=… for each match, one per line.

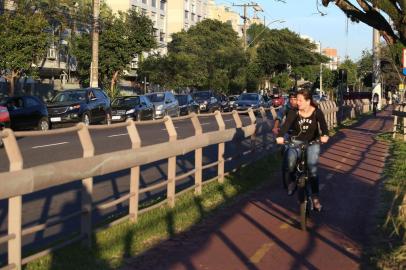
left=276, top=137, right=284, bottom=144
left=320, top=135, right=329, bottom=144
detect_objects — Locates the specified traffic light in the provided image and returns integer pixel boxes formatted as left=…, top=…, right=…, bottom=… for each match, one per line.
left=338, top=69, right=347, bottom=84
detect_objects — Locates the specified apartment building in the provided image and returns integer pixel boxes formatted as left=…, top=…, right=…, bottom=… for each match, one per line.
left=105, top=0, right=168, bottom=56
left=167, top=0, right=208, bottom=40
left=207, top=0, right=240, bottom=34
left=322, top=48, right=340, bottom=70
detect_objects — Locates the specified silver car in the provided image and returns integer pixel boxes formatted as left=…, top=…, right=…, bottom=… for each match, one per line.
left=146, top=92, right=179, bottom=119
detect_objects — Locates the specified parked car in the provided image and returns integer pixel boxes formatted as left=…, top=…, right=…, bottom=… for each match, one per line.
left=193, top=90, right=221, bottom=113
left=47, top=88, right=111, bottom=126
left=228, top=95, right=239, bottom=108
left=0, top=105, right=10, bottom=147
left=1, top=96, right=49, bottom=131
left=262, top=95, right=273, bottom=108
left=233, top=93, right=265, bottom=111
left=219, top=94, right=231, bottom=112
left=313, top=94, right=328, bottom=104
left=146, top=91, right=179, bottom=119
left=111, top=95, right=154, bottom=122
left=175, top=94, right=198, bottom=116
left=271, top=94, right=284, bottom=107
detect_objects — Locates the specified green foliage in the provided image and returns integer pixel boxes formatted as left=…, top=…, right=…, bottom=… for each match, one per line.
left=270, top=73, right=294, bottom=90
left=256, top=28, right=327, bottom=76
left=0, top=4, right=49, bottom=94
left=339, top=58, right=358, bottom=86
left=72, top=7, right=156, bottom=95
left=140, top=19, right=245, bottom=93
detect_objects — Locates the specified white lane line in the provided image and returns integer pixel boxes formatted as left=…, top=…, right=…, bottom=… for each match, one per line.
left=108, top=133, right=128, bottom=138
left=224, top=119, right=233, bottom=122
left=32, top=142, right=69, bottom=149
left=200, top=122, right=210, bottom=126
left=161, top=126, right=180, bottom=131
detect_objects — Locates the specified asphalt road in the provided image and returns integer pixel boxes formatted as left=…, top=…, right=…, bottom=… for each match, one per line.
left=0, top=112, right=276, bottom=261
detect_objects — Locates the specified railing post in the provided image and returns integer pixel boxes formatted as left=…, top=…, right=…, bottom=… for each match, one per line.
left=259, top=107, right=269, bottom=150
left=403, top=105, right=406, bottom=142
left=248, top=108, right=257, bottom=153
left=393, top=104, right=399, bottom=139
left=164, top=116, right=177, bottom=208
left=191, top=113, right=203, bottom=195
left=270, top=106, right=277, bottom=121
left=126, top=119, right=141, bottom=222
left=77, top=123, right=95, bottom=247
left=232, top=110, right=243, bottom=169
left=2, top=129, right=23, bottom=270
left=214, top=111, right=226, bottom=183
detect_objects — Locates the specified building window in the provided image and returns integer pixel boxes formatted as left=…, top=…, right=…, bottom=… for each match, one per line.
left=160, top=31, right=165, bottom=42
left=191, top=13, right=195, bottom=22
left=151, top=0, right=156, bottom=7
left=184, top=10, right=189, bottom=20
left=142, top=0, right=147, bottom=4
left=160, top=0, right=166, bottom=11
left=141, top=8, right=147, bottom=15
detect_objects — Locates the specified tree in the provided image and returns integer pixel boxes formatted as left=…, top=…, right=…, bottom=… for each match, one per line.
left=339, top=58, right=358, bottom=86
left=256, top=28, right=326, bottom=80
left=73, top=7, right=156, bottom=96
left=141, top=19, right=246, bottom=93
left=0, top=5, right=49, bottom=96
left=322, top=0, right=406, bottom=45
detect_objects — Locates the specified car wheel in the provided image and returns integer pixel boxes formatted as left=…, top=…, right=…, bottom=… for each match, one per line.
left=38, top=117, right=49, bottom=131
left=82, top=113, right=91, bottom=126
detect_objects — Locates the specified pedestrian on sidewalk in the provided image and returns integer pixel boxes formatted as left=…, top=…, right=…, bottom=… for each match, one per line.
left=372, top=93, right=379, bottom=116
left=276, top=89, right=329, bottom=211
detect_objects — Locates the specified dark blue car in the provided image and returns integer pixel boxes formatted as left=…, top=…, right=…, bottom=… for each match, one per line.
left=1, top=96, right=49, bottom=131
left=47, top=88, right=111, bottom=126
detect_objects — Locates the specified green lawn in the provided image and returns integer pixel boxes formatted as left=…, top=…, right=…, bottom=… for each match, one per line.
left=24, top=154, right=281, bottom=270
left=363, top=134, right=406, bottom=269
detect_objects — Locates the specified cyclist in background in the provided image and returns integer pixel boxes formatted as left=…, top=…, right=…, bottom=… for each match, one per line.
left=276, top=89, right=329, bottom=211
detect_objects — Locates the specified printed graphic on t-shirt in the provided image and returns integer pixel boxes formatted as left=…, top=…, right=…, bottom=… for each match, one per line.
left=298, top=118, right=312, bottom=132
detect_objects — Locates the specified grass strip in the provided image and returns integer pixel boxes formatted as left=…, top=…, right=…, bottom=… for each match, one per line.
left=25, top=154, right=281, bottom=270
left=362, top=134, right=406, bottom=269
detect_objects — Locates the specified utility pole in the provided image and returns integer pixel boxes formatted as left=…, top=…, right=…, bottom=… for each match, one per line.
left=90, top=0, right=100, bottom=88
left=372, top=5, right=383, bottom=109
left=319, top=41, right=323, bottom=95
left=233, top=2, right=262, bottom=50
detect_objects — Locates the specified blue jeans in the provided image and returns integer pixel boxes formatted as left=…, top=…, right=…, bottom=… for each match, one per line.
left=283, top=140, right=321, bottom=194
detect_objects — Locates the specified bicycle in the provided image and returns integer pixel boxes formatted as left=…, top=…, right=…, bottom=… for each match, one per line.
left=282, top=140, right=320, bottom=231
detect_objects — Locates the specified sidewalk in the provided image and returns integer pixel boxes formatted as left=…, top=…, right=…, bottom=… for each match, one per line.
left=123, top=108, right=393, bottom=270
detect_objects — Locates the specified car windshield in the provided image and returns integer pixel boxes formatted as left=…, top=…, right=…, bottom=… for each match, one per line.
left=176, top=95, right=188, bottom=105
left=193, top=92, right=211, bottom=99
left=229, top=96, right=238, bottom=101
left=52, top=91, right=86, bottom=103
left=112, top=97, right=140, bottom=106
left=239, top=94, right=258, bottom=101
left=147, top=93, right=165, bottom=102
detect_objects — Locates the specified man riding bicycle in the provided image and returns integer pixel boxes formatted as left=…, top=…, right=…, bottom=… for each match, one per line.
left=272, top=92, right=298, bottom=135
left=276, top=89, right=329, bottom=211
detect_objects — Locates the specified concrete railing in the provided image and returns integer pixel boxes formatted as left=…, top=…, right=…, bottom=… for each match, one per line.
left=392, top=103, right=406, bottom=142
left=0, top=101, right=339, bottom=270
left=0, top=107, right=280, bottom=270
left=339, top=98, right=371, bottom=121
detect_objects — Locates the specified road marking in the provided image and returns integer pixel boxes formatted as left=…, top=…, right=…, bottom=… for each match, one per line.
left=108, top=133, right=128, bottom=138
left=224, top=119, right=233, bottom=122
left=32, top=142, right=69, bottom=149
left=250, top=242, right=274, bottom=264
left=161, top=126, right=180, bottom=131
left=200, top=122, right=210, bottom=126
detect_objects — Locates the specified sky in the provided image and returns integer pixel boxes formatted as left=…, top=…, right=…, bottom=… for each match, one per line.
left=215, top=0, right=373, bottom=61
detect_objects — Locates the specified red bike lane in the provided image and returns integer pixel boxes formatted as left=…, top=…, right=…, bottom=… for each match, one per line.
left=123, top=108, right=393, bottom=270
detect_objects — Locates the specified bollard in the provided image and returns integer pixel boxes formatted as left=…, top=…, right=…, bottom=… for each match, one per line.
left=248, top=108, right=257, bottom=153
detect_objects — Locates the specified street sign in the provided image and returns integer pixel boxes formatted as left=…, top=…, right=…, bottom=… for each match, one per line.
left=403, top=48, right=406, bottom=75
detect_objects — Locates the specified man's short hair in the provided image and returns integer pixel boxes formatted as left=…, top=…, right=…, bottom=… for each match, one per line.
left=288, top=92, right=297, bottom=98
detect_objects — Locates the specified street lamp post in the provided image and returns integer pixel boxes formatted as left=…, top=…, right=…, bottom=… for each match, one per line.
left=90, top=0, right=100, bottom=88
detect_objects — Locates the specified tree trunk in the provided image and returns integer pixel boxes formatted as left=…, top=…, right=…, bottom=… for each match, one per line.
left=110, top=71, right=119, bottom=95
left=7, top=70, right=19, bottom=97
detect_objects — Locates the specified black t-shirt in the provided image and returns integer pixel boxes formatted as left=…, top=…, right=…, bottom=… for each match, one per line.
left=277, top=107, right=329, bottom=142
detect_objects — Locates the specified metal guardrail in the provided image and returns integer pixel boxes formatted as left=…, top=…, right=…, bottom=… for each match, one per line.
left=0, top=102, right=339, bottom=270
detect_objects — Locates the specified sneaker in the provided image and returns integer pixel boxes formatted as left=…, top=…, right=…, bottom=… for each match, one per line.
left=287, top=182, right=296, bottom=196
